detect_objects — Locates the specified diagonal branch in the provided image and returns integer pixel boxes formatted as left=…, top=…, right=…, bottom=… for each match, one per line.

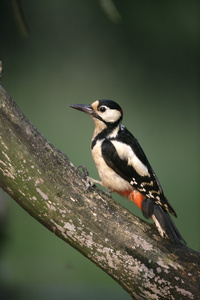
left=0, top=83, right=199, bottom=299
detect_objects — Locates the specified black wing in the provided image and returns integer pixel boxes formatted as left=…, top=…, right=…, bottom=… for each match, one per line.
left=101, top=126, right=176, bottom=216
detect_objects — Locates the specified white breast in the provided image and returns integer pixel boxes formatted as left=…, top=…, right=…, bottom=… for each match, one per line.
left=91, top=140, right=132, bottom=192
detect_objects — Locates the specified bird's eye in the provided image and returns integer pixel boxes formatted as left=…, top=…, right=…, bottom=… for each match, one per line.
left=99, top=106, right=106, bottom=112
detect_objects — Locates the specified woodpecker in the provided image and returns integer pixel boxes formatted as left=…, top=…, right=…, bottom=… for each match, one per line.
left=70, top=100, right=185, bottom=244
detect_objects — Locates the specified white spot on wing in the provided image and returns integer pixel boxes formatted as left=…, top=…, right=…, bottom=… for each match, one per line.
left=142, top=181, right=154, bottom=186
left=138, top=187, right=146, bottom=192
left=130, top=178, right=138, bottom=185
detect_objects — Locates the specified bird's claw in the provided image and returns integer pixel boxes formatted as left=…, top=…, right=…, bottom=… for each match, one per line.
left=78, top=165, right=101, bottom=191
left=78, top=165, right=89, bottom=179
left=103, top=189, right=112, bottom=197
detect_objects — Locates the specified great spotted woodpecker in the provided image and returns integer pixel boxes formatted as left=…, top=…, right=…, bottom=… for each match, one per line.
left=70, top=100, right=185, bottom=244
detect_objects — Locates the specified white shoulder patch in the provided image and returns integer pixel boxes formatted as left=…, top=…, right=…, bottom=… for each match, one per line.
left=110, top=140, right=149, bottom=177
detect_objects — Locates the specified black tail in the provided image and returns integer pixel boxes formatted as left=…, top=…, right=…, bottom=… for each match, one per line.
left=142, top=198, right=186, bottom=244
left=152, top=205, right=186, bottom=244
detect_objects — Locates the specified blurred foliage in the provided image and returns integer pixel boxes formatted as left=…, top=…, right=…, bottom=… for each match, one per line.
left=11, top=0, right=29, bottom=37
left=0, top=0, right=199, bottom=299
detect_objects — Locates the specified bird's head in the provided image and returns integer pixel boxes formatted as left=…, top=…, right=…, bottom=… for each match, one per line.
left=70, top=100, right=123, bottom=130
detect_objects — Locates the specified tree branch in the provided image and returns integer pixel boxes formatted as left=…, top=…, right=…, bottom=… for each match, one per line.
left=0, top=83, right=199, bottom=299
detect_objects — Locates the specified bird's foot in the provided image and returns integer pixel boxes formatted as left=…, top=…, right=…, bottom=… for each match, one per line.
left=103, top=189, right=112, bottom=197
left=78, top=165, right=101, bottom=191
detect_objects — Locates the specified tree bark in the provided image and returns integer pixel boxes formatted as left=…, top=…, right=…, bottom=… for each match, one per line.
left=0, top=83, right=199, bottom=299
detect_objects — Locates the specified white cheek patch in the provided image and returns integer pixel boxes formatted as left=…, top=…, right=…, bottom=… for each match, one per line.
left=111, top=141, right=150, bottom=177
left=99, top=109, right=121, bottom=123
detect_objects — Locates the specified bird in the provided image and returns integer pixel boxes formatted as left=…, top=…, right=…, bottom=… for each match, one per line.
left=70, top=99, right=185, bottom=244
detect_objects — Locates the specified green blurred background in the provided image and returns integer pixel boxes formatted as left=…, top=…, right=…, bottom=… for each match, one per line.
left=0, top=1, right=199, bottom=299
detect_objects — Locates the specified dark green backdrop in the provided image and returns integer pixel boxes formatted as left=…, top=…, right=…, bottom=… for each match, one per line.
left=0, top=1, right=199, bottom=299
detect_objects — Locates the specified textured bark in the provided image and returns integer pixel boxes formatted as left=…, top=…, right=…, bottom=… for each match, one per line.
left=0, top=83, right=199, bottom=299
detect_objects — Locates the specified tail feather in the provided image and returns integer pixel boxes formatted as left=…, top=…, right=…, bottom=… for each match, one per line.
left=152, top=205, right=186, bottom=244
left=141, top=198, right=186, bottom=244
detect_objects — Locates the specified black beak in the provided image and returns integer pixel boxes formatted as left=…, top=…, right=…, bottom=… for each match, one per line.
left=70, top=104, right=93, bottom=115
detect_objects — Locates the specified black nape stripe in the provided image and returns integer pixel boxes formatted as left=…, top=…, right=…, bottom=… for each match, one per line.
left=91, top=122, right=121, bottom=149
left=91, top=128, right=111, bottom=149
left=91, top=138, right=97, bottom=149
